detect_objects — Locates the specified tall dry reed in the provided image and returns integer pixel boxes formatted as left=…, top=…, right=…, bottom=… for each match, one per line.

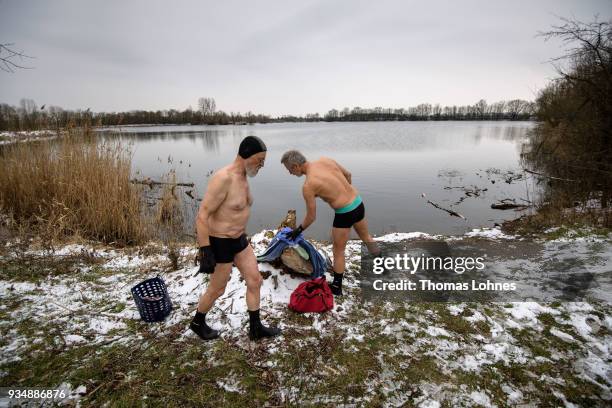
left=0, top=131, right=150, bottom=244
left=155, top=170, right=186, bottom=269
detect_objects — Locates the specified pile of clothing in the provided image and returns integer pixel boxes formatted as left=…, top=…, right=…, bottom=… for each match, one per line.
left=256, top=227, right=330, bottom=278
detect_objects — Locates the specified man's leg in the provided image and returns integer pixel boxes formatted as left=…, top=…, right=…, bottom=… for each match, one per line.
left=233, top=245, right=262, bottom=311
left=353, top=217, right=381, bottom=256
left=234, top=245, right=281, bottom=340
left=330, top=226, right=351, bottom=296
left=191, top=262, right=232, bottom=340
left=197, top=263, right=232, bottom=312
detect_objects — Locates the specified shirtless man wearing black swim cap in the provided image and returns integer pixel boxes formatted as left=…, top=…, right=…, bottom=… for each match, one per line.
left=281, top=150, right=381, bottom=296
left=191, top=136, right=281, bottom=341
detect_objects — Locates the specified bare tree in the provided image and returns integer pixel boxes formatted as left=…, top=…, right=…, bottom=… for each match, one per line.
left=538, top=16, right=611, bottom=112
left=539, top=16, right=611, bottom=75
left=432, top=104, right=442, bottom=117
left=525, top=16, right=612, bottom=212
left=536, top=16, right=611, bottom=129
left=197, top=97, right=216, bottom=116
left=0, top=43, right=34, bottom=73
left=474, top=99, right=487, bottom=120
left=326, top=109, right=338, bottom=119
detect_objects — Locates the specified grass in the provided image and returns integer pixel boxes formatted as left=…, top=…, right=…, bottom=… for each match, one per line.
left=156, top=170, right=186, bottom=270
left=0, top=251, right=103, bottom=283
left=1, top=244, right=609, bottom=406
left=0, top=194, right=609, bottom=406
left=1, top=291, right=609, bottom=407
left=502, top=204, right=611, bottom=238
left=0, top=334, right=266, bottom=406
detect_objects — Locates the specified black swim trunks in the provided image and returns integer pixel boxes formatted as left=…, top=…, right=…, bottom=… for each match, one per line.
left=333, top=202, right=365, bottom=228
left=209, top=234, right=249, bottom=263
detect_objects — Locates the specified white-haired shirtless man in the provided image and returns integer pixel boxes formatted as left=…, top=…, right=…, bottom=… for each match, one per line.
left=281, top=150, right=380, bottom=296
left=191, top=136, right=281, bottom=341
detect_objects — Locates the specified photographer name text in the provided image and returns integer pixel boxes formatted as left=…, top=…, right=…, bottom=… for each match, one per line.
left=372, top=279, right=516, bottom=292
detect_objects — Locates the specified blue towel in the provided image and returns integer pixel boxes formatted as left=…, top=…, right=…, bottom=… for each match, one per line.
left=256, top=227, right=330, bottom=278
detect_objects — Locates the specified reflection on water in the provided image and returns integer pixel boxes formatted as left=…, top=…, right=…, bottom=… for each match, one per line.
left=97, top=121, right=538, bottom=240
left=100, top=129, right=223, bottom=153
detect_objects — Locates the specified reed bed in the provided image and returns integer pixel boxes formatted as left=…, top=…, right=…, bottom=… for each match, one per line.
left=0, top=131, right=150, bottom=244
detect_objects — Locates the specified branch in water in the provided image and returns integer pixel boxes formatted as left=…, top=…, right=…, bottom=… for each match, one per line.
left=130, top=178, right=194, bottom=189
left=421, top=193, right=466, bottom=220
left=523, top=168, right=576, bottom=182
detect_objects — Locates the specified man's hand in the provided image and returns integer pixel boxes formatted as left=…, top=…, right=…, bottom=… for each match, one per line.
left=287, top=225, right=304, bottom=241
left=198, top=246, right=216, bottom=274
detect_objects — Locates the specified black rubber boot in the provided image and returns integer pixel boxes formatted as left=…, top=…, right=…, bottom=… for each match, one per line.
left=329, top=272, right=344, bottom=296
left=190, top=311, right=219, bottom=340
left=248, top=309, right=281, bottom=340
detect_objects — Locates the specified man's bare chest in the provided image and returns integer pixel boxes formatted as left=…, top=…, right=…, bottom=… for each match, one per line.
left=223, top=181, right=250, bottom=210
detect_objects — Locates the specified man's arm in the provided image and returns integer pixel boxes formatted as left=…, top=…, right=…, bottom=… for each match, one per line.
left=196, top=172, right=229, bottom=246
left=299, top=183, right=317, bottom=230
left=334, top=159, right=352, bottom=184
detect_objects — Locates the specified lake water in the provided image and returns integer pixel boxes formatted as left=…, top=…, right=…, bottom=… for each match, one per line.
left=98, top=121, right=539, bottom=240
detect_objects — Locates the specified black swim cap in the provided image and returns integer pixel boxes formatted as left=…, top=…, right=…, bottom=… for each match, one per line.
left=238, top=136, right=267, bottom=159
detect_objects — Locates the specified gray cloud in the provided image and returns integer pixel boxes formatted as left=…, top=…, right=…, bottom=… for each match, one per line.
left=0, top=0, right=609, bottom=116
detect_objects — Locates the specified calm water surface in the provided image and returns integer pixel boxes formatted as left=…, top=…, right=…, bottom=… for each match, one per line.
left=98, top=121, right=538, bottom=240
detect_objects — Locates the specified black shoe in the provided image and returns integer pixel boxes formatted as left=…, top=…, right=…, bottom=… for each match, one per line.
left=249, top=324, right=281, bottom=341
left=190, top=320, right=219, bottom=340
left=329, top=283, right=343, bottom=296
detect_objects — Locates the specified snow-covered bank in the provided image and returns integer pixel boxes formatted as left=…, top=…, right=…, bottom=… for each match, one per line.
left=0, top=228, right=610, bottom=406
left=0, top=130, right=60, bottom=145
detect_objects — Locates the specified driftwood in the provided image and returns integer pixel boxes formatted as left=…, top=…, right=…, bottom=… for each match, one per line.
left=491, top=198, right=531, bottom=210
left=483, top=168, right=525, bottom=185
left=504, top=173, right=524, bottom=184
left=444, top=185, right=488, bottom=205
left=421, top=193, right=466, bottom=220
left=444, top=186, right=487, bottom=196
left=491, top=203, right=529, bottom=210
left=130, top=177, right=195, bottom=189
left=522, top=169, right=576, bottom=182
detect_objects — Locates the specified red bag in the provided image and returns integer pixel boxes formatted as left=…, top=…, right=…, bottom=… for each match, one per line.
left=288, top=277, right=334, bottom=313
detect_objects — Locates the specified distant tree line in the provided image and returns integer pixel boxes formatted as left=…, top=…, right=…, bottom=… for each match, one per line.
left=0, top=96, right=535, bottom=132
left=320, top=99, right=535, bottom=122
left=0, top=97, right=273, bottom=131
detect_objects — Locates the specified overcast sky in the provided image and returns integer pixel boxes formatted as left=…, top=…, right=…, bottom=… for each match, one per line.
left=0, top=0, right=609, bottom=116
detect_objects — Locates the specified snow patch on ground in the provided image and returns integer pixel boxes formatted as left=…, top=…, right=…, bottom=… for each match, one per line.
left=375, top=232, right=438, bottom=242
left=0, top=228, right=610, bottom=405
left=550, top=328, right=576, bottom=343
left=0, top=130, right=60, bottom=145
left=426, top=326, right=451, bottom=337
left=469, top=390, right=493, bottom=407
left=464, top=227, right=514, bottom=240
left=505, top=302, right=556, bottom=321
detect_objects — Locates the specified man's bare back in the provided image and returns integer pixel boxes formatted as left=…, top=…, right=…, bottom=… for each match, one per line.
left=303, top=157, right=358, bottom=209
left=282, top=149, right=379, bottom=296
